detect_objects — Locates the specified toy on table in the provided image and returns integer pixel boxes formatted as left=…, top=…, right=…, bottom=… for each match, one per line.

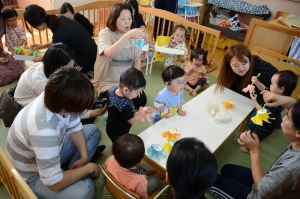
left=163, top=140, right=176, bottom=154
left=137, top=106, right=151, bottom=122
left=242, top=73, right=260, bottom=93
left=208, top=99, right=231, bottom=123
left=147, top=144, right=167, bottom=161
left=222, top=100, right=234, bottom=110
left=251, top=104, right=275, bottom=126
left=14, top=46, right=40, bottom=61
left=160, top=106, right=177, bottom=119
left=162, top=127, right=181, bottom=141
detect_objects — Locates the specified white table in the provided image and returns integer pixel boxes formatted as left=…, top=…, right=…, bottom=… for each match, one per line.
left=139, top=84, right=254, bottom=172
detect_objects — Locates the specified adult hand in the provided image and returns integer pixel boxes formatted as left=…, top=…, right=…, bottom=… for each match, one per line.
left=127, top=28, right=145, bottom=40
left=90, top=163, right=101, bottom=180
left=90, top=79, right=100, bottom=87
left=32, top=54, right=43, bottom=62
left=30, top=43, right=43, bottom=50
left=237, top=130, right=260, bottom=154
left=69, top=157, right=88, bottom=170
left=0, top=57, right=8, bottom=64
left=261, top=90, right=283, bottom=107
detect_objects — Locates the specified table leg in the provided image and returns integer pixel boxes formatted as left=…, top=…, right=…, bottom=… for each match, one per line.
left=239, top=112, right=251, bottom=132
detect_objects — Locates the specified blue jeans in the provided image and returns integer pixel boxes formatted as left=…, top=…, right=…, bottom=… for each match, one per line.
left=28, top=124, right=101, bottom=199
left=210, top=164, right=253, bottom=199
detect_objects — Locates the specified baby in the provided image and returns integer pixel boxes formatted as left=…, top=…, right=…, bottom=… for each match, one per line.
left=163, top=25, right=188, bottom=67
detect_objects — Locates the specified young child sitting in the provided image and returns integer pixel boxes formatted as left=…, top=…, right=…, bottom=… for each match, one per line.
left=106, top=68, right=153, bottom=142
left=2, top=7, right=27, bottom=53
left=184, top=48, right=209, bottom=96
left=240, top=70, right=298, bottom=153
left=152, top=65, right=187, bottom=124
left=105, top=134, right=163, bottom=199
left=163, top=25, right=188, bottom=67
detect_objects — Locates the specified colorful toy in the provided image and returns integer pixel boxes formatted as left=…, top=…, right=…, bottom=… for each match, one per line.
left=163, top=140, right=176, bottom=154
left=14, top=46, right=40, bottom=56
left=132, top=39, right=145, bottom=48
left=137, top=106, right=151, bottom=122
left=208, top=99, right=231, bottom=123
left=160, top=106, right=177, bottom=118
left=162, top=127, right=181, bottom=141
left=222, top=100, right=234, bottom=110
left=251, top=105, right=275, bottom=126
left=242, top=73, right=260, bottom=93
left=147, top=144, right=167, bottom=161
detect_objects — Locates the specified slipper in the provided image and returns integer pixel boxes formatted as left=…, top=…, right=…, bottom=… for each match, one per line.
left=239, top=145, right=250, bottom=154
left=91, top=145, right=106, bottom=163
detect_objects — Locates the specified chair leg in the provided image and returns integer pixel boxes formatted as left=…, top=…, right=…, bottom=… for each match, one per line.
left=150, top=53, right=155, bottom=74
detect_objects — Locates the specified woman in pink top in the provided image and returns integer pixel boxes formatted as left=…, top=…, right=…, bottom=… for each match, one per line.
left=105, top=134, right=163, bottom=199
left=184, top=48, right=210, bottom=96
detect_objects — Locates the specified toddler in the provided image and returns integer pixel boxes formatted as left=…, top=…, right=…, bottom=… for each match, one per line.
left=240, top=70, right=298, bottom=153
left=2, top=7, right=27, bottom=53
left=184, top=48, right=209, bottom=96
left=105, top=134, right=163, bottom=198
left=163, top=25, right=188, bottom=67
left=106, top=68, right=153, bottom=142
left=152, top=65, right=187, bottom=124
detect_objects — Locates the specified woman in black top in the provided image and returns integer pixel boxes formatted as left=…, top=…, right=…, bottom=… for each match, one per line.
left=24, top=4, right=97, bottom=79
left=59, top=2, right=94, bottom=37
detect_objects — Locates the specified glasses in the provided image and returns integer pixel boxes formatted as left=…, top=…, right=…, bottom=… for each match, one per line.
left=169, top=80, right=187, bottom=86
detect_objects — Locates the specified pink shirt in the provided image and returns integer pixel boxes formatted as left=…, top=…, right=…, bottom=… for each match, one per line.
left=5, top=23, right=27, bottom=53
left=185, top=62, right=209, bottom=86
left=105, top=156, right=147, bottom=197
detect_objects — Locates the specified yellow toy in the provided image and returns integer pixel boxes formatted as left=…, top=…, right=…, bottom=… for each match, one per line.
left=251, top=106, right=275, bottom=126
left=163, top=140, right=176, bottom=154
left=162, top=127, right=181, bottom=141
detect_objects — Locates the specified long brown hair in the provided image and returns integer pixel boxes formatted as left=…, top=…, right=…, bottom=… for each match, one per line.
left=215, top=44, right=254, bottom=92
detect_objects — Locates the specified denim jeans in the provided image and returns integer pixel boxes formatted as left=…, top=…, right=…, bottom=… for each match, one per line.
left=28, top=124, right=101, bottom=199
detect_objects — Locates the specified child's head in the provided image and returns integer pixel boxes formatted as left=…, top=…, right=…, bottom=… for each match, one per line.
left=112, top=134, right=145, bottom=168
left=162, top=65, right=186, bottom=93
left=119, top=68, right=146, bottom=100
left=172, top=25, right=187, bottom=43
left=282, top=99, right=300, bottom=140
left=2, top=7, right=18, bottom=28
left=270, top=70, right=297, bottom=96
left=166, top=138, right=218, bottom=199
left=190, top=48, right=208, bottom=66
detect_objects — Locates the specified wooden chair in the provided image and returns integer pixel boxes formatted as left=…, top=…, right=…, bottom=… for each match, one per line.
left=0, top=147, right=37, bottom=199
left=139, top=6, right=220, bottom=72
left=99, top=164, right=170, bottom=199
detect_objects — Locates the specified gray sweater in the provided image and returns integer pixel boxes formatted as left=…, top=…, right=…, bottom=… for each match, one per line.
left=248, top=144, right=300, bottom=199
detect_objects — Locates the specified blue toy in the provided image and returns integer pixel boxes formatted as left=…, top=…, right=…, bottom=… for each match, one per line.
left=147, top=144, right=167, bottom=161
left=132, top=39, right=145, bottom=48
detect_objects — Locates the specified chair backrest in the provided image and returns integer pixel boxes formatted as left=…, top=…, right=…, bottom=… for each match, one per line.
left=0, top=147, right=37, bottom=199
left=252, top=46, right=300, bottom=99
left=100, top=164, right=140, bottom=199
left=155, top=36, right=170, bottom=61
left=139, top=6, right=220, bottom=72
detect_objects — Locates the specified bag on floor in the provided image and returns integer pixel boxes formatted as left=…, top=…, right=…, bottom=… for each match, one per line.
left=0, top=87, right=23, bottom=127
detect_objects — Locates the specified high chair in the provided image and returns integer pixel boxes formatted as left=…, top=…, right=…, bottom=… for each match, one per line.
left=148, top=36, right=185, bottom=75
left=0, top=147, right=37, bottom=199
left=177, top=0, right=203, bottom=23
left=99, top=164, right=170, bottom=199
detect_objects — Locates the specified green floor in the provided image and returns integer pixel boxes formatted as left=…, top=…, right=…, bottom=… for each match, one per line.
left=0, top=61, right=290, bottom=199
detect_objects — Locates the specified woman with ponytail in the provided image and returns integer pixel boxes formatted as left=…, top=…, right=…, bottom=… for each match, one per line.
left=23, top=4, right=97, bottom=79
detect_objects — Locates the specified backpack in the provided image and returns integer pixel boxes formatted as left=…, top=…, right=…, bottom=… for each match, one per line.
left=0, top=87, right=23, bottom=127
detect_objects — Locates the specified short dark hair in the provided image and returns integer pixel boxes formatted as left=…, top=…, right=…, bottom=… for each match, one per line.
left=43, top=43, right=75, bottom=78
left=125, top=0, right=139, bottom=19
left=289, top=99, right=300, bottom=130
left=59, top=2, right=75, bottom=14
left=24, top=4, right=65, bottom=33
left=162, top=65, right=185, bottom=83
left=2, top=7, right=18, bottom=20
left=106, top=3, right=134, bottom=31
left=190, top=48, right=208, bottom=65
left=112, top=134, right=145, bottom=168
left=44, top=68, right=94, bottom=113
left=167, top=138, right=218, bottom=199
left=275, top=70, right=298, bottom=96
left=0, top=1, right=3, bottom=13
left=119, top=68, right=146, bottom=91
left=173, top=25, right=187, bottom=37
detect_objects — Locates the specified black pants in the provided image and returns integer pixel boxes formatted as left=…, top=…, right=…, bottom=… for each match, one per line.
left=153, top=0, right=177, bottom=39
left=100, top=90, right=147, bottom=109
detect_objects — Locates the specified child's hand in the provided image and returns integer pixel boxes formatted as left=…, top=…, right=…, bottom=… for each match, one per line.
left=180, top=59, right=185, bottom=63
left=17, top=39, right=25, bottom=46
left=90, top=79, right=100, bottom=87
left=250, top=91, right=257, bottom=102
left=177, top=109, right=186, bottom=116
left=251, top=76, right=259, bottom=84
left=0, top=57, right=8, bottom=64
left=155, top=104, right=164, bottom=111
left=144, top=106, right=154, bottom=114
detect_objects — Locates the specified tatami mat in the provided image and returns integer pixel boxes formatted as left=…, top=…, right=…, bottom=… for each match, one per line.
left=0, top=61, right=290, bottom=199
